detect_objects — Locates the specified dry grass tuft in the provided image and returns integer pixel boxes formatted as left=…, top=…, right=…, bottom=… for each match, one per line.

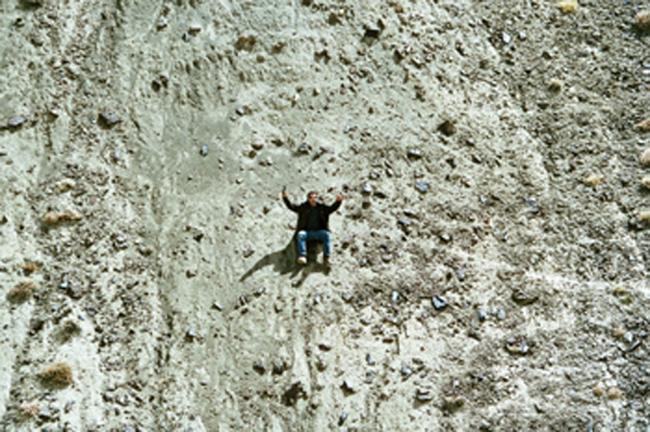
left=18, top=402, right=39, bottom=419
left=38, top=362, right=73, bottom=388
left=583, top=174, right=604, bottom=187
left=20, top=261, right=40, bottom=275
left=7, top=280, right=36, bottom=303
left=557, top=0, right=578, bottom=14
left=41, top=210, right=82, bottom=226
left=641, top=176, right=650, bottom=190
left=635, top=117, right=650, bottom=132
left=638, top=210, right=650, bottom=224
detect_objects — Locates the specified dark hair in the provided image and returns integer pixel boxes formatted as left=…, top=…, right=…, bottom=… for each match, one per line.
left=307, top=191, right=318, bottom=198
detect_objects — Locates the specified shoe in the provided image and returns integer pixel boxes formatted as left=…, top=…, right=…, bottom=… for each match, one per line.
left=297, top=256, right=307, bottom=265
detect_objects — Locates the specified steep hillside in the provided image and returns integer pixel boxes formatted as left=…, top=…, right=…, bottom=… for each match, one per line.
left=0, top=0, right=648, bottom=431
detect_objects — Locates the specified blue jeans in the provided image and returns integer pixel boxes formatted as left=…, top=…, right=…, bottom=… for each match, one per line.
left=296, top=230, right=331, bottom=257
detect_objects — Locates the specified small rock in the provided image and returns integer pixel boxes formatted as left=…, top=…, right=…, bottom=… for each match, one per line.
left=634, top=10, right=650, bottom=32
left=252, top=361, right=266, bottom=374
left=548, top=78, right=563, bottom=93
left=186, top=326, right=198, bottom=340
left=438, top=120, right=456, bottom=136
left=361, top=183, right=373, bottom=194
left=188, top=24, right=202, bottom=35
left=212, top=302, right=223, bottom=311
left=407, top=148, right=423, bottom=159
left=390, top=290, right=400, bottom=304
left=415, top=181, right=429, bottom=193
left=200, top=144, right=209, bottom=157
left=365, top=353, right=375, bottom=366
left=400, top=364, right=413, bottom=378
left=607, top=387, right=623, bottom=400
left=7, top=115, right=27, bottom=129
left=505, top=336, right=530, bottom=355
left=501, top=32, right=511, bottom=45
left=476, top=308, right=488, bottom=322
left=338, top=412, right=348, bottom=426
left=98, top=112, right=121, bottom=128
left=640, top=148, right=650, bottom=166
left=442, top=395, right=465, bottom=412
left=635, top=117, right=650, bottom=132
left=593, top=383, right=605, bottom=397
left=511, top=288, right=539, bottom=305
left=251, top=138, right=264, bottom=150
left=496, top=308, right=506, bottom=320
left=415, top=388, right=433, bottom=402
left=641, top=176, right=650, bottom=190
left=341, top=379, right=356, bottom=394
left=432, top=295, right=447, bottom=311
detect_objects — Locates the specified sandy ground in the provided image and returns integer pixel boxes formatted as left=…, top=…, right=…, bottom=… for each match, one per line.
left=0, top=0, right=649, bottom=431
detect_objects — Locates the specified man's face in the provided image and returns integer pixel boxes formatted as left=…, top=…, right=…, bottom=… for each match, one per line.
left=308, top=193, right=317, bottom=207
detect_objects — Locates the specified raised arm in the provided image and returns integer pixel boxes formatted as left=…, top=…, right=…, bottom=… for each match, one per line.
left=326, top=194, right=343, bottom=214
left=282, top=191, right=299, bottom=212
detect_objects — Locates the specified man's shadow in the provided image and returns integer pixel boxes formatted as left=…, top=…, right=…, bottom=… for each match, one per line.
left=240, top=238, right=330, bottom=287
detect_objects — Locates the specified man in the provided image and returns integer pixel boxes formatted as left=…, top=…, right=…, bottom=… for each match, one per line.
left=282, top=189, right=343, bottom=266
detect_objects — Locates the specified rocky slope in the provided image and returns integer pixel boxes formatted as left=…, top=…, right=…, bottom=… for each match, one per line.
left=0, top=0, right=649, bottom=431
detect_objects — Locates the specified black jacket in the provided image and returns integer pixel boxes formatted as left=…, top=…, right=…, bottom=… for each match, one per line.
left=283, top=197, right=341, bottom=232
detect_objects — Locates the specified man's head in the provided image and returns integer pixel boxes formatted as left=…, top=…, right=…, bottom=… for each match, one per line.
left=307, top=191, right=318, bottom=207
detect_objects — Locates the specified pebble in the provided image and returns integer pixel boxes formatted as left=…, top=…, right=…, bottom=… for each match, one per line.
left=432, top=295, right=447, bottom=311
left=200, top=144, right=209, bottom=157
left=415, top=181, right=429, bottom=193
left=400, top=364, right=413, bottom=378
left=501, top=32, right=512, bottom=45
left=361, top=183, right=373, bottom=194
left=511, top=288, right=539, bottom=305
left=7, top=115, right=27, bottom=128
left=212, top=302, right=223, bottom=311
left=496, top=308, right=506, bottom=320
left=366, top=353, right=375, bottom=366
left=415, top=388, right=433, bottom=402
left=635, top=10, right=650, bottom=32
left=438, top=120, right=456, bottom=136
left=505, top=336, right=530, bottom=355
left=635, top=118, right=650, bottom=132
left=186, top=326, right=198, bottom=340
left=407, top=148, right=422, bottom=159
left=640, top=148, right=650, bottom=166
left=390, top=290, right=400, bottom=304
left=341, top=379, right=356, bottom=393
left=641, top=176, right=650, bottom=190
left=98, top=111, right=120, bottom=127
left=297, top=142, right=311, bottom=154
left=338, top=412, right=348, bottom=426
left=476, top=308, right=488, bottom=322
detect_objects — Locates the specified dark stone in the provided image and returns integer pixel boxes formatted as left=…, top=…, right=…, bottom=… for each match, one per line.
left=98, top=112, right=121, bottom=128
left=438, top=120, right=457, bottom=136
left=253, top=361, right=266, bottom=374
left=282, top=381, right=307, bottom=406
left=200, top=144, right=209, bottom=157
left=338, top=412, right=348, bottom=426
left=432, top=295, right=448, bottom=311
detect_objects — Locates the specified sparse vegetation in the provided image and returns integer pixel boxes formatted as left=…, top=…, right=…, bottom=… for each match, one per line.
left=58, top=320, right=82, bottom=342
left=636, top=117, right=650, bottom=132
left=642, top=176, right=650, bottom=190
left=557, top=0, right=578, bottom=14
left=20, top=261, right=40, bottom=275
left=38, top=362, right=73, bottom=388
left=583, top=173, right=604, bottom=187
left=42, top=210, right=82, bottom=226
left=7, top=280, right=36, bottom=303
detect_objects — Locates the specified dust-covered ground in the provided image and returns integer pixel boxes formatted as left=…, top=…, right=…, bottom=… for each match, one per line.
left=0, top=0, right=649, bottom=431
